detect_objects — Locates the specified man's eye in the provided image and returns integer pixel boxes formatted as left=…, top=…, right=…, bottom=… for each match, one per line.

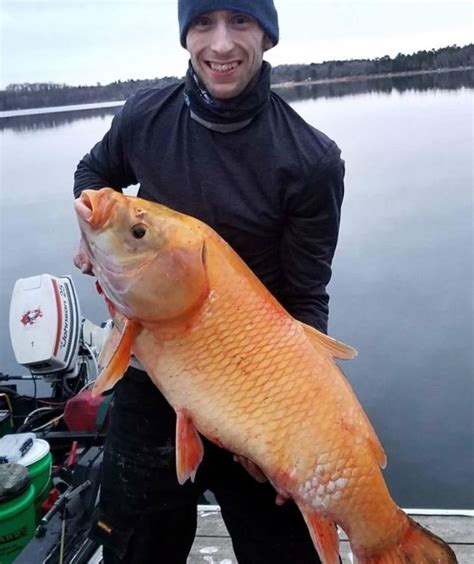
left=192, top=16, right=212, bottom=28
left=232, top=14, right=251, bottom=26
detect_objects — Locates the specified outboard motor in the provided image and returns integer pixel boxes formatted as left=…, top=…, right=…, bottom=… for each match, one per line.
left=9, top=274, right=81, bottom=378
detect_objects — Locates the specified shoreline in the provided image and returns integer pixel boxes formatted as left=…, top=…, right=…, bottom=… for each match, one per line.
left=271, top=65, right=473, bottom=89
left=1, top=66, right=472, bottom=118
left=0, top=99, right=125, bottom=119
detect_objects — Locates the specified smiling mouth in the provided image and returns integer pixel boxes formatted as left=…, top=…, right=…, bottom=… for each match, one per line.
left=206, top=61, right=241, bottom=73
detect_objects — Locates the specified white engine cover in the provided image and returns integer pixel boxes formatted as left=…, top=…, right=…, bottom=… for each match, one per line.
left=9, top=274, right=81, bottom=375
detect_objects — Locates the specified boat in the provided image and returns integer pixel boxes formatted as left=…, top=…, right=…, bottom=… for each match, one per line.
left=1, top=274, right=109, bottom=563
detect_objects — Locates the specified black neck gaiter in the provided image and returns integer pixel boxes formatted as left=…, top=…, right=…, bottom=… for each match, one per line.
left=184, top=61, right=272, bottom=133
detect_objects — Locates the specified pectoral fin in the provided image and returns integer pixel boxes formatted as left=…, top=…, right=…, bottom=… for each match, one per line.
left=299, top=321, right=357, bottom=360
left=92, top=318, right=138, bottom=397
left=299, top=508, right=340, bottom=564
left=176, top=410, right=204, bottom=485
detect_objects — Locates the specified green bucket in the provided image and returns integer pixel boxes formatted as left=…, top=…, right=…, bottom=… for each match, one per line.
left=0, top=464, right=36, bottom=564
left=0, top=412, right=13, bottom=439
left=17, top=439, right=52, bottom=524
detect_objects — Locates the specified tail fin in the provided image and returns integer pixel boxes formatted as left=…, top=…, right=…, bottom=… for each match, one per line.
left=354, top=516, right=458, bottom=563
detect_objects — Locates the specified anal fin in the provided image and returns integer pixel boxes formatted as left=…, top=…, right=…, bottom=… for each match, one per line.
left=299, top=507, right=340, bottom=564
left=176, top=410, right=204, bottom=485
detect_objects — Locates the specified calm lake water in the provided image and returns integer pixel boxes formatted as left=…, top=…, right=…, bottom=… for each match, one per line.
left=1, top=72, right=472, bottom=509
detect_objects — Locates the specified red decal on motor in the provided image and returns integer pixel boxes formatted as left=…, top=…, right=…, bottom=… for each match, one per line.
left=20, top=308, right=43, bottom=326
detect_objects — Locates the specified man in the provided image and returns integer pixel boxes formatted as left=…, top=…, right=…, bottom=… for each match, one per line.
left=74, top=1, right=345, bottom=562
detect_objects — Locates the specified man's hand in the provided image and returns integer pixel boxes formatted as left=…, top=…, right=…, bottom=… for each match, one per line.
left=233, top=455, right=267, bottom=483
left=233, top=455, right=289, bottom=505
left=74, top=237, right=94, bottom=275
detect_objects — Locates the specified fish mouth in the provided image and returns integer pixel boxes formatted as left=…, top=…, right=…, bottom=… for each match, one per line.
left=74, top=188, right=115, bottom=229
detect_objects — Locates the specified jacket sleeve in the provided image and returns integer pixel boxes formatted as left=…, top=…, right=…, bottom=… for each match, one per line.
left=73, top=100, right=137, bottom=197
left=279, top=144, right=345, bottom=334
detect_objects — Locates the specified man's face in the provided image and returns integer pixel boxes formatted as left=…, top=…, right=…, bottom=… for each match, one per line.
left=186, top=10, right=272, bottom=100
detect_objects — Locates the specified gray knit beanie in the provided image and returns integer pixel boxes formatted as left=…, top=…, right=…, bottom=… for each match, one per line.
left=178, top=0, right=279, bottom=48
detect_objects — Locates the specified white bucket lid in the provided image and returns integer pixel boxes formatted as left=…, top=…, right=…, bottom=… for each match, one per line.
left=17, top=438, right=50, bottom=467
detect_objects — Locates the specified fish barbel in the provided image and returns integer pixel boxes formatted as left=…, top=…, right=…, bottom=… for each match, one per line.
left=75, top=188, right=457, bottom=564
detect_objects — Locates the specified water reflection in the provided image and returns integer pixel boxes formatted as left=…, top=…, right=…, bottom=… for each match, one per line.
left=276, top=68, right=474, bottom=103
left=0, top=106, right=121, bottom=133
left=1, top=70, right=472, bottom=132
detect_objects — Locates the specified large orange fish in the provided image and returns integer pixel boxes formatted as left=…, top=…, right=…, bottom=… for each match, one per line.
left=75, top=188, right=457, bottom=564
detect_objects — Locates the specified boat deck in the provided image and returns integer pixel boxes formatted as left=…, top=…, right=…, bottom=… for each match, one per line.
left=189, top=506, right=473, bottom=563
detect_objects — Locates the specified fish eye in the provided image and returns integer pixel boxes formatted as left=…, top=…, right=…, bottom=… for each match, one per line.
left=131, top=224, right=147, bottom=239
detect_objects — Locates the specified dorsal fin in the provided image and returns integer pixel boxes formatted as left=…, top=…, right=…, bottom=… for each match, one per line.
left=298, top=321, right=357, bottom=360
left=356, top=404, right=387, bottom=469
left=338, top=381, right=387, bottom=468
left=299, top=321, right=386, bottom=468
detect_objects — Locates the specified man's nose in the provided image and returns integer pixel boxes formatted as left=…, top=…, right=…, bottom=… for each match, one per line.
left=210, top=22, right=234, bottom=53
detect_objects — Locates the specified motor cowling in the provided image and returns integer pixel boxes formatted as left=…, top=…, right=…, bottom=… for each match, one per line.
left=9, top=274, right=81, bottom=376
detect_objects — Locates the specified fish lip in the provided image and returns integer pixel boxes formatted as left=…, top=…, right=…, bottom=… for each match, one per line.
left=74, top=189, right=115, bottom=229
left=74, top=197, right=93, bottom=223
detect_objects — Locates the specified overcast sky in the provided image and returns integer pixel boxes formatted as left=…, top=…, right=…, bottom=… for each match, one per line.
left=1, top=0, right=472, bottom=88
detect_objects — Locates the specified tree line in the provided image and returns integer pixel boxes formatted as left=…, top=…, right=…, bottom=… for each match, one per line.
left=1, top=44, right=472, bottom=111
left=271, top=44, right=473, bottom=84
left=1, top=76, right=179, bottom=112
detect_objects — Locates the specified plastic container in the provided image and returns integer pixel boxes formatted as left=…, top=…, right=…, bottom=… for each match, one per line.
left=0, top=464, right=36, bottom=563
left=16, top=439, right=53, bottom=524
left=0, top=433, right=35, bottom=464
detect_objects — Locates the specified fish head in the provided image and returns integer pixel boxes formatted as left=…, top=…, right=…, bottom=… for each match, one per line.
left=75, top=188, right=209, bottom=323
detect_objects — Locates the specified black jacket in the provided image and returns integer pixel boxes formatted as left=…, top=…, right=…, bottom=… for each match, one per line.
left=74, top=81, right=345, bottom=333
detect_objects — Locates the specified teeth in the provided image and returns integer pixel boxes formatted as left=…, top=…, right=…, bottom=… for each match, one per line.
left=209, top=62, right=239, bottom=72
